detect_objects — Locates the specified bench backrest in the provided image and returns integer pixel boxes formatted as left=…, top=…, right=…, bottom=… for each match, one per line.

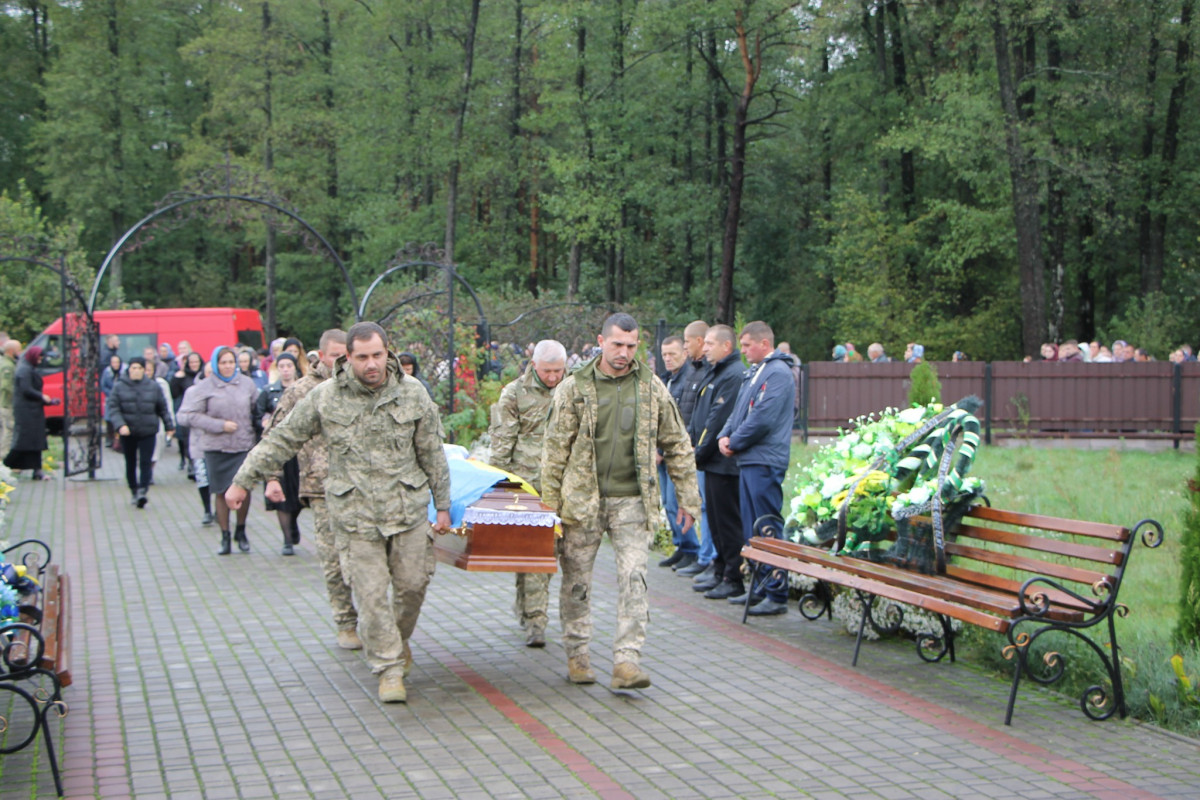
left=937, top=505, right=1136, bottom=613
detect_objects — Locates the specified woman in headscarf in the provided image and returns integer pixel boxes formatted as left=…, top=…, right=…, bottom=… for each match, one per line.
left=169, top=351, right=205, bottom=474
left=255, top=351, right=304, bottom=555
left=398, top=351, right=434, bottom=398
left=237, top=348, right=270, bottom=392
left=3, top=346, right=57, bottom=480
left=101, top=352, right=123, bottom=450
left=177, top=346, right=262, bottom=555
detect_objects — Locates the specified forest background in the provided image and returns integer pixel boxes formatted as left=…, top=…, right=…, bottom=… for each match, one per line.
left=0, top=0, right=1197, bottom=364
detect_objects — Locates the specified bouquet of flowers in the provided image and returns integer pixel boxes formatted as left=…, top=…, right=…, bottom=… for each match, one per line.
left=786, top=398, right=987, bottom=572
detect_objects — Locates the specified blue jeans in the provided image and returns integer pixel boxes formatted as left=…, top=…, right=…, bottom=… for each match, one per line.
left=739, top=463, right=789, bottom=603
left=698, top=472, right=716, bottom=564
left=658, top=462, right=700, bottom=556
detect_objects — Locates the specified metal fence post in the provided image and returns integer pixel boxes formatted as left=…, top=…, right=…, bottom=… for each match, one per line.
left=1173, top=362, right=1182, bottom=450
left=984, top=361, right=993, bottom=446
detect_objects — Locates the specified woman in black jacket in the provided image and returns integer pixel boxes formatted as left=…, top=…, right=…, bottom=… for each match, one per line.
left=3, top=346, right=57, bottom=480
left=254, top=352, right=303, bottom=555
left=109, top=356, right=175, bottom=508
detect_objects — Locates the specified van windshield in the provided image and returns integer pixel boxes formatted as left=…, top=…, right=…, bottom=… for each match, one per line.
left=29, top=334, right=65, bottom=373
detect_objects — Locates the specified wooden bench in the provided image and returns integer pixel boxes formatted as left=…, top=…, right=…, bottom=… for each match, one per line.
left=740, top=506, right=1164, bottom=725
left=1, top=540, right=71, bottom=796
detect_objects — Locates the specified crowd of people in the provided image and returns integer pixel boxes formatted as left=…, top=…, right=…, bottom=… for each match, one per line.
left=820, top=338, right=1197, bottom=364
left=12, top=311, right=1196, bottom=710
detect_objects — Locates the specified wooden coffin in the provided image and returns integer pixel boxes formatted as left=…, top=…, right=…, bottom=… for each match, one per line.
left=433, top=484, right=559, bottom=573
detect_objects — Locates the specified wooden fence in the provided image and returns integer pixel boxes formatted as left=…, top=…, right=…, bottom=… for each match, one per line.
left=798, top=361, right=1200, bottom=445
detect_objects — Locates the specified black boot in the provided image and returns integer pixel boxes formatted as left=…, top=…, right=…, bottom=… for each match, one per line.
left=281, top=528, right=294, bottom=556
left=218, top=530, right=232, bottom=556
left=234, top=526, right=250, bottom=553
left=136, top=487, right=148, bottom=509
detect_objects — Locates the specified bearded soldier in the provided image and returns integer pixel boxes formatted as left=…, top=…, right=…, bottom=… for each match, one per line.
left=487, top=339, right=567, bottom=647
left=227, top=322, right=451, bottom=703
left=540, top=313, right=699, bottom=690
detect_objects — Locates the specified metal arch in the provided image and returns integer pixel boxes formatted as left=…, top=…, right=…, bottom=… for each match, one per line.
left=87, top=194, right=359, bottom=317
left=357, top=260, right=486, bottom=326
left=0, top=256, right=89, bottom=309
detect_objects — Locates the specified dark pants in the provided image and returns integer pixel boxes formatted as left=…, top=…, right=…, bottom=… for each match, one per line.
left=121, top=434, right=156, bottom=492
left=739, top=463, right=788, bottom=603
left=704, top=471, right=744, bottom=585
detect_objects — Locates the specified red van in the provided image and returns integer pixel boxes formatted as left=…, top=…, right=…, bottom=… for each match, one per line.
left=31, top=307, right=265, bottom=423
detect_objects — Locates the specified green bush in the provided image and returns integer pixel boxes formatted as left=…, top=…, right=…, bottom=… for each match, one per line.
left=907, top=361, right=941, bottom=407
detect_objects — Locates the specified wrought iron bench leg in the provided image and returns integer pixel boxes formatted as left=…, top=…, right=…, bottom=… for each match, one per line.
left=852, top=590, right=874, bottom=667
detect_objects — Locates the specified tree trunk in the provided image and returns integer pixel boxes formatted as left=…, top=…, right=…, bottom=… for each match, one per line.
left=873, top=4, right=890, bottom=200
left=1137, top=19, right=1161, bottom=295
left=568, top=241, right=581, bottom=300
left=1147, top=0, right=1194, bottom=295
left=991, top=2, right=1047, bottom=356
left=717, top=11, right=760, bottom=325
left=444, top=0, right=482, bottom=260
left=1046, top=17, right=1065, bottom=342
left=106, top=0, right=123, bottom=298
left=262, top=2, right=277, bottom=341
left=885, top=0, right=914, bottom=217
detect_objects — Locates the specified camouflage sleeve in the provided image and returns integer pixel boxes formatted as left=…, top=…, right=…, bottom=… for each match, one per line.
left=231, top=389, right=321, bottom=491
left=656, top=379, right=702, bottom=519
left=414, top=393, right=451, bottom=511
left=487, top=383, right=519, bottom=471
left=539, top=380, right=579, bottom=514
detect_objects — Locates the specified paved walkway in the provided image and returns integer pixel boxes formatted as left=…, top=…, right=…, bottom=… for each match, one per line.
left=3, top=451, right=1200, bottom=799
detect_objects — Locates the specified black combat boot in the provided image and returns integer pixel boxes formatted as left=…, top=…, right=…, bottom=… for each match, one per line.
left=218, top=530, right=232, bottom=556
left=234, top=525, right=250, bottom=553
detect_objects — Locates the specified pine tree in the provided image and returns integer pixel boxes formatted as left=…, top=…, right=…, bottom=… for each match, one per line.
left=1174, top=424, right=1200, bottom=646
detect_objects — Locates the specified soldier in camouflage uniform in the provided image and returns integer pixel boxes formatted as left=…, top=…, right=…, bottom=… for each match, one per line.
left=264, top=329, right=360, bottom=651
left=540, top=314, right=700, bottom=690
left=227, top=322, right=451, bottom=704
left=487, top=339, right=567, bottom=648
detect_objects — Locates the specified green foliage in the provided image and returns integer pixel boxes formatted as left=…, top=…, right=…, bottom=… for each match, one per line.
left=907, top=362, right=942, bottom=407
left=1175, top=424, right=1200, bottom=647
left=0, top=0, right=1197, bottom=363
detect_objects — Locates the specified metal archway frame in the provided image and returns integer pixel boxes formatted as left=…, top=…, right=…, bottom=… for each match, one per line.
left=0, top=255, right=101, bottom=480
left=358, top=258, right=488, bottom=415
left=87, top=194, right=360, bottom=318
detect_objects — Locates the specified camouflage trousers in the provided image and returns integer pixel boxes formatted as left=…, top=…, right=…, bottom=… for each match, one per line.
left=309, top=498, right=357, bottom=631
left=559, top=495, right=654, bottom=666
left=0, top=408, right=12, bottom=457
left=337, top=522, right=436, bottom=674
left=514, top=571, right=552, bottom=632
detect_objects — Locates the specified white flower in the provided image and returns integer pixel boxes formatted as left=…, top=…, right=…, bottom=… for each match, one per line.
left=897, top=406, right=926, bottom=425
left=821, top=474, right=847, bottom=497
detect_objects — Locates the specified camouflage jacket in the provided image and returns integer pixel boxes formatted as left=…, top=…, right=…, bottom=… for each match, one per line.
left=0, top=354, right=15, bottom=409
left=232, top=353, right=450, bottom=537
left=267, top=362, right=331, bottom=498
left=487, top=366, right=554, bottom=492
left=540, top=357, right=700, bottom=528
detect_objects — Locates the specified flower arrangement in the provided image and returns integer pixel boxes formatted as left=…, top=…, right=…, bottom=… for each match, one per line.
left=785, top=398, right=987, bottom=566
left=0, top=463, right=14, bottom=544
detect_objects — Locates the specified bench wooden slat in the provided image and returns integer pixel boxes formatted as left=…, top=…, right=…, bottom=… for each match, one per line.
left=943, top=564, right=1097, bottom=615
left=943, top=542, right=1113, bottom=588
left=746, top=537, right=1088, bottom=623
left=746, top=538, right=1027, bottom=617
left=55, top=572, right=71, bottom=688
left=954, top=523, right=1126, bottom=566
left=742, top=544, right=1011, bottom=632
left=964, top=505, right=1129, bottom=542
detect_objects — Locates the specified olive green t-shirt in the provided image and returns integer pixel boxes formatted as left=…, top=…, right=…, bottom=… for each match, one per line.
left=593, top=364, right=639, bottom=497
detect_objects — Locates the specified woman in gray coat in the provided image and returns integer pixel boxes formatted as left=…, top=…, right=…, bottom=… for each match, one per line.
left=178, top=346, right=262, bottom=555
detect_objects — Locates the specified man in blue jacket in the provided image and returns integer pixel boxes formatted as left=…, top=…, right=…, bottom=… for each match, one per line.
left=718, top=320, right=796, bottom=616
